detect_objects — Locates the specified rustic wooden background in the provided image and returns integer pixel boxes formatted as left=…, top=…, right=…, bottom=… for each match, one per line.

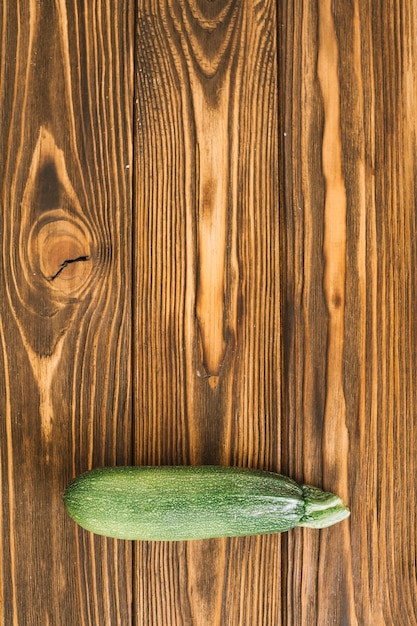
left=1, top=1, right=416, bottom=624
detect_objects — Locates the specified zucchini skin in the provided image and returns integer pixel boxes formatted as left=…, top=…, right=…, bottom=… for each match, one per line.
left=63, top=466, right=349, bottom=541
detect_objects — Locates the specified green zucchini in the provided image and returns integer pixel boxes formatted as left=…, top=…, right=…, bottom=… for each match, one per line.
left=63, top=466, right=350, bottom=541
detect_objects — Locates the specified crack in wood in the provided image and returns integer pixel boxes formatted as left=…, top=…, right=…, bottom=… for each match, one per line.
left=49, top=255, right=90, bottom=281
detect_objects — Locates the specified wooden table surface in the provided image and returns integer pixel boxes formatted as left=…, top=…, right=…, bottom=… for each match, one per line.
left=1, top=1, right=416, bottom=624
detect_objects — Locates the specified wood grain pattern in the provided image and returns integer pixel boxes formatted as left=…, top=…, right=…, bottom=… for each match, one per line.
left=0, top=2, right=134, bottom=624
left=134, top=0, right=282, bottom=624
left=281, top=1, right=417, bottom=624
left=2, top=0, right=417, bottom=624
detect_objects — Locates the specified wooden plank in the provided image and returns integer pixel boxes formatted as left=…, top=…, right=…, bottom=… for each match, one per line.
left=133, top=1, right=283, bottom=624
left=0, top=2, right=134, bottom=624
left=280, top=1, right=417, bottom=624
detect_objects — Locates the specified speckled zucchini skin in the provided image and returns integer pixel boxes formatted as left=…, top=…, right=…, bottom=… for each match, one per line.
left=63, top=466, right=349, bottom=541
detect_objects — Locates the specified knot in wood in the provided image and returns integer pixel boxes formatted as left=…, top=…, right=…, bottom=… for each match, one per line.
left=30, top=211, right=92, bottom=295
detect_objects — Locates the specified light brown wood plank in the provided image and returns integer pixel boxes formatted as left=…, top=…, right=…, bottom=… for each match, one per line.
left=133, top=1, right=283, bottom=624
left=0, top=2, right=134, bottom=624
left=281, top=1, right=417, bottom=623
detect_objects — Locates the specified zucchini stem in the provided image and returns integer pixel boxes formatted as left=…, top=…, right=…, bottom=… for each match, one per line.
left=298, top=485, right=350, bottom=529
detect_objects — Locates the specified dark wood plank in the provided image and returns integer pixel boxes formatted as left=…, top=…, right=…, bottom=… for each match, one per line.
left=133, top=1, right=283, bottom=624
left=0, top=2, right=134, bottom=624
